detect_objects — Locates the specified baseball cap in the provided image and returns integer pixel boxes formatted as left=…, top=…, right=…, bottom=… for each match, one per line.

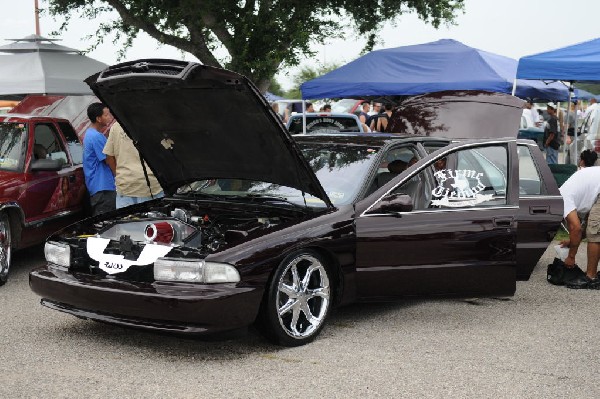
left=547, top=102, right=557, bottom=110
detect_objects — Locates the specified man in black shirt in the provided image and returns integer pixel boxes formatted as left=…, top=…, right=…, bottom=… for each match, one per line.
left=543, top=102, right=560, bottom=164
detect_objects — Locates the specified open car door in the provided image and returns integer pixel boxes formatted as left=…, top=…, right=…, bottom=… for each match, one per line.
left=355, top=138, right=520, bottom=299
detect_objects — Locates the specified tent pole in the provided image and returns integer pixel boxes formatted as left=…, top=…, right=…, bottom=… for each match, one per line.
left=302, top=100, right=307, bottom=134
left=563, top=86, right=574, bottom=164
left=511, top=79, right=517, bottom=96
left=573, top=83, right=578, bottom=164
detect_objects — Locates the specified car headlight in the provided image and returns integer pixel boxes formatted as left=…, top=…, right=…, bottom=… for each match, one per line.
left=153, top=258, right=240, bottom=283
left=44, top=241, right=71, bottom=267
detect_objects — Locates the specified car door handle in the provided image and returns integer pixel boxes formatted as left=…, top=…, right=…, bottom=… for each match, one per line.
left=530, top=205, right=549, bottom=215
left=493, top=217, right=514, bottom=228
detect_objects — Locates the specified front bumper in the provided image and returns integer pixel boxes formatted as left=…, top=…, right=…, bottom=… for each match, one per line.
left=29, top=265, right=263, bottom=335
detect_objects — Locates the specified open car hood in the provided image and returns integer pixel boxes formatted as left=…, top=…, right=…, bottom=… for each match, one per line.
left=85, top=59, right=332, bottom=206
left=388, top=91, right=525, bottom=139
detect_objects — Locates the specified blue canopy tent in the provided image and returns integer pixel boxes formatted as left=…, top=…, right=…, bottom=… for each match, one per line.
left=264, top=91, right=284, bottom=102
left=517, top=37, right=600, bottom=82
left=300, top=39, right=582, bottom=101
left=517, top=37, right=600, bottom=162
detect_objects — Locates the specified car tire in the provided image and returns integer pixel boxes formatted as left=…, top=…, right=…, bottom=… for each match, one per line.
left=0, top=212, right=12, bottom=286
left=259, top=250, right=332, bottom=346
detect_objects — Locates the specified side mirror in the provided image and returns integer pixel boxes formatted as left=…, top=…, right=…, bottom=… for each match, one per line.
left=368, top=194, right=413, bottom=215
left=31, top=158, right=64, bottom=172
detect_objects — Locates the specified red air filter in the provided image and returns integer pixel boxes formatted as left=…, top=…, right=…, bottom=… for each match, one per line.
left=144, top=222, right=174, bottom=244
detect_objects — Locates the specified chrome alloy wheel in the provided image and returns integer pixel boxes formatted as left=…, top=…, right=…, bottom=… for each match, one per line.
left=276, top=254, right=330, bottom=339
left=0, top=213, right=11, bottom=284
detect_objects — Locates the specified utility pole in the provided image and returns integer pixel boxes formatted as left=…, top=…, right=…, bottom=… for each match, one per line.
left=35, top=0, right=41, bottom=35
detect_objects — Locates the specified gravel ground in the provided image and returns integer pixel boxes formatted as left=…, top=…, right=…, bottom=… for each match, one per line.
left=1, top=243, right=598, bottom=399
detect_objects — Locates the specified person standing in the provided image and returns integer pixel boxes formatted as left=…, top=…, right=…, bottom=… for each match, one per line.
left=563, top=102, right=577, bottom=144
left=375, top=103, right=394, bottom=132
left=559, top=164, right=600, bottom=289
left=579, top=149, right=598, bottom=168
left=524, top=100, right=541, bottom=127
left=103, top=122, right=164, bottom=209
left=543, top=102, right=560, bottom=164
left=358, top=103, right=370, bottom=124
left=584, top=98, right=597, bottom=118
left=83, top=102, right=116, bottom=216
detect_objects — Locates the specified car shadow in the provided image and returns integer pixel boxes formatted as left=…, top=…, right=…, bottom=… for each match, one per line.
left=52, top=295, right=508, bottom=360
left=5, top=243, right=46, bottom=284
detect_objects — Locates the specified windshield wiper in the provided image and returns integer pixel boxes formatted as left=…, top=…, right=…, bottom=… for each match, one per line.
left=175, top=191, right=240, bottom=201
left=242, top=194, right=308, bottom=209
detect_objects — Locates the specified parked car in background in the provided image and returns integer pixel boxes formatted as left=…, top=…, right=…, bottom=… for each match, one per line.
left=330, top=98, right=367, bottom=114
left=9, top=94, right=106, bottom=139
left=0, top=114, right=88, bottom=285
left=286, top=113, right=367, bottom=134
left=518, top=109, right=545, bottom=149
left=30, top=60, right=562, bottom=346
left=270, top=99, right=304, bottom=120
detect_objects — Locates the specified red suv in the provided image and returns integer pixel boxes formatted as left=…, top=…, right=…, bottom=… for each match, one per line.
left=0, top=114, right=87, bottom=285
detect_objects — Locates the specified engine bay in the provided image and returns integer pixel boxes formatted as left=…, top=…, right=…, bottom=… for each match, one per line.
left=56, top=200, right=303, bottom=279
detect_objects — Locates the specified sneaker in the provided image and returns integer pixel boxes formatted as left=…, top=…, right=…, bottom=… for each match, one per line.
left=566, top=275, right=600, bottom=289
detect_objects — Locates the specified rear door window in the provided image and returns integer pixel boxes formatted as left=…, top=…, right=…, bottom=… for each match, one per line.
left=517, top=145, right=542, bottom=195
left=58, top=122, right=83, bottom=165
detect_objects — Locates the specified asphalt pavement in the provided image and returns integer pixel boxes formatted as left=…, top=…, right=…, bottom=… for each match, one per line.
left=0, top=242, right=598, bottom=399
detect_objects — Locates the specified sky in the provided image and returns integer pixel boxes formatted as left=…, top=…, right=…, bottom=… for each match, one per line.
left=3, top=0, right=600, bottom=91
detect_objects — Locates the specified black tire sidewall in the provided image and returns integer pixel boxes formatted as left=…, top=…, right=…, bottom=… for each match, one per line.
left=0, top=212, right=11, bottom=284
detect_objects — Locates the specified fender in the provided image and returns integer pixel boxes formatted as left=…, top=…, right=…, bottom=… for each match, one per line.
left=0, top=201, right=25, bottom=248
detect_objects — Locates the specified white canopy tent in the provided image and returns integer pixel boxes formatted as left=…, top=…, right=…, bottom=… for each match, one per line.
left=0, top=35, right=107, bottom=98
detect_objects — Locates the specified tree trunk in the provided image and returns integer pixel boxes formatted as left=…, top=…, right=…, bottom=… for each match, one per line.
left=255, top=78, right=271, bottom=94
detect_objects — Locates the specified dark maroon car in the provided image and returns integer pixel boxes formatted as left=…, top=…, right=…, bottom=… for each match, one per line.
left=0, top=114, right=87, bottom=285
left=29, top=60, right=563, bottom=346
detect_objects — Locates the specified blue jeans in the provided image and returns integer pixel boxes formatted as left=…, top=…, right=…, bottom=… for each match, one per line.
left=116, top=191, right=164, bottom=209
left=546, top=146, right=558, bottom=164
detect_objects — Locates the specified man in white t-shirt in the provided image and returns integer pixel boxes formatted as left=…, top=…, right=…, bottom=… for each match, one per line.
left=559, top=165, right=600, bottom=288
left=524, top=100, right=541, bottom=128
left=584, top=98, right=597, bottom=118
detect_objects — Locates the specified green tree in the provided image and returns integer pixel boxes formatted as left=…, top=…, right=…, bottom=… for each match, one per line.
left=268, top=79, right=285, bottom=97
left=284, top=63, right=340, bottom=99
left=47, top=0, right=464, bottom=92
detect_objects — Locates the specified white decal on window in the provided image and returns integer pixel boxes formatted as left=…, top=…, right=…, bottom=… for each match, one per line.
left=431, top=169, right=493, bottom=207
left=306, top=118, right=345, bottom=130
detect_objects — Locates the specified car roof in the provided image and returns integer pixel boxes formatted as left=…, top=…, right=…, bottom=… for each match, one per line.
left=289, top=113, right=360, bottom=119
left=0, top=114, right=70, bottom=123
left=293, top=132, right=451, bottom=146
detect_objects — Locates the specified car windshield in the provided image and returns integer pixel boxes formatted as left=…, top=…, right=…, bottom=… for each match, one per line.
left=330, top=99, right=357, bottom=114
left=0, top=122, right=27, bottom=172
left=287, top=116, right=361, bottom=134
left=177, top=143, right=380, bottom=207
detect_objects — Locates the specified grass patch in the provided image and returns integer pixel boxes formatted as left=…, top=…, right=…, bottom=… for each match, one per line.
left=554, top=227, right=569, bottom=241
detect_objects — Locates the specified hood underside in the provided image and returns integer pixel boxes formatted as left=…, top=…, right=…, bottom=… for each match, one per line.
left=388, top=91, right=525, bottom=139
left=85, top=59, right=331, bottom=205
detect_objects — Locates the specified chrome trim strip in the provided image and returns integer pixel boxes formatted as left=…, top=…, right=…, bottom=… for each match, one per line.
left=24, top=210, right=78, bottom=228
left=362, top=205, right=519, bottom=218
left=519, top=195, right=563, bottom=200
